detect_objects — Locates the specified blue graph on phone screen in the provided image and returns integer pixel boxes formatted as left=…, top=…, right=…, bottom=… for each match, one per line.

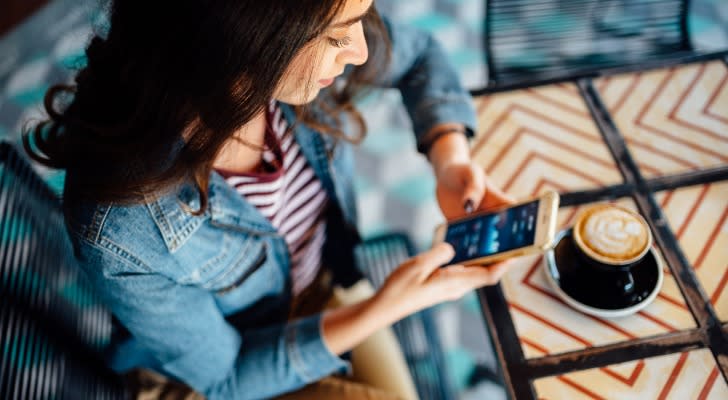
left=445, top=201, right=539, bottom=263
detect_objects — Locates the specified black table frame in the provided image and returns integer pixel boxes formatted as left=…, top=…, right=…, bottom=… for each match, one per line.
left=470, top=52, right=728, bottom=399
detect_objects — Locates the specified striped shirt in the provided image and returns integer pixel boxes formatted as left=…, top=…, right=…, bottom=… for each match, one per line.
left=216, top=102, right=328, bottom=295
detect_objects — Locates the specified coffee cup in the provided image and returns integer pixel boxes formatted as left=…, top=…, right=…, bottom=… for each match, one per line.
left=572, top=204, right=653, bottom=293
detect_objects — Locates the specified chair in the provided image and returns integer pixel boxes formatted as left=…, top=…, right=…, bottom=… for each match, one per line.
left=0, top=142, right=128, bottom=399
left=483, top=0, right=694, bottom=90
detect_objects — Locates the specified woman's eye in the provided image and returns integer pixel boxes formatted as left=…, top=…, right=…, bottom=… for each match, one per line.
left=327, top=36, right=352, bottom=48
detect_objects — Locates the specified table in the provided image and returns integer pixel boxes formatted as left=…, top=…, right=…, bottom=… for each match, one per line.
left=472, top=57, right=728, bottom=399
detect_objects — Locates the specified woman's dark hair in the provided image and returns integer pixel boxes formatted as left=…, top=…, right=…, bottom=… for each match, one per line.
left=24, top=0, right=390, bottom=214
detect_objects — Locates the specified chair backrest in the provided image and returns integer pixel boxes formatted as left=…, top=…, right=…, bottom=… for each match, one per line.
left=0, top=142, right=127, bottom=400
left=485, top=0, right=692, bottom=89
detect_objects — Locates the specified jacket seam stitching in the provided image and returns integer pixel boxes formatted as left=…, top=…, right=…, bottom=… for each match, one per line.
left=286, top=325, right=313, bottom=382
left=88, top=205, right=111, bottom=243
left=97, top=236, right=153, bottom=272
left=204, top=238, right=256, bottom=289
left=198, top=232, right=233, bottom=276
left=215, top=243, right=268, bottom=295
left=148, top=200, right=177, bottom=250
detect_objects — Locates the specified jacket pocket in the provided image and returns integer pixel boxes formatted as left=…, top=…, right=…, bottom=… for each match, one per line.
left=194, top=234, right=268, bottom=290
left=215, top=245, right=267, bottom=295
left=210, top=238, right=285, bottom=314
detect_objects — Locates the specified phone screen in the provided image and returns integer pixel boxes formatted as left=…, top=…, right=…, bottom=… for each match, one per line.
left=445, top=200, right=539, bottom=263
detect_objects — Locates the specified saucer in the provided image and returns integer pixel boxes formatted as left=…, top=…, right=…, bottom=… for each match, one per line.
left=543, top=228, right=664, bottom=318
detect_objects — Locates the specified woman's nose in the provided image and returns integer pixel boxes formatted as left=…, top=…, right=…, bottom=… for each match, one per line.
left=341, top=22, right=369, bottom=66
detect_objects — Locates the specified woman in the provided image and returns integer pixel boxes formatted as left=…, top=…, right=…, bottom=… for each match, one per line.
left=25, top=0, right=512, bottom=399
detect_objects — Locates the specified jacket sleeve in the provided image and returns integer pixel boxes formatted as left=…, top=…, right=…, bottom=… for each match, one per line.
left=79, top=241, right=348, bottom=400
left=376, top=17, right=478, bottom=153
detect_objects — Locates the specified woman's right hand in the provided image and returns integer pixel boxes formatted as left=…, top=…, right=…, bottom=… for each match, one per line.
left=321, top=243, right=510, bottom=355
left=375, top=243, right=511, bottom=321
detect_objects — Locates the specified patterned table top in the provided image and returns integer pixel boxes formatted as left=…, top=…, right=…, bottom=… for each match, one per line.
left=656, top=182, right=728, bottom=322
left=534, top=349, right=728, bottom=400
left=472, top=82, right=623, bottom=198
left=473, top=59, right=728, bottom=399
left=596, top=61, right=728, bottom=177
left=502, top=200, right=696, bottom=360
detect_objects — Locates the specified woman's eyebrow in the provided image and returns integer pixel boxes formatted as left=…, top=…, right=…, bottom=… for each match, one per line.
left=330, top=3, right=373, bottom=28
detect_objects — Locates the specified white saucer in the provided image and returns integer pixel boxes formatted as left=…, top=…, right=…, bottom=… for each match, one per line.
left=543, top=229, right=664, bottom=318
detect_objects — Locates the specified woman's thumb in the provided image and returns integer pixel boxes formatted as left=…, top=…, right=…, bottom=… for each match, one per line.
left=414, top=242, right=455, bottom=280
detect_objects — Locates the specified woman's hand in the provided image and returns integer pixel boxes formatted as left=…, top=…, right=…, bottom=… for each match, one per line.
left=435, top=162, right=518, bottom=219
left=323, top=126, right=520, bottom=356
left=427, top=128, right=515, bottom=219
left=375, top=243, right=510, bottom=319
left=321, top=243, right=510, bottom=355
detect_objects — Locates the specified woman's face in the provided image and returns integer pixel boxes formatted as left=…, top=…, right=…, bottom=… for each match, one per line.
left=274, top=0, right=373, bottom=105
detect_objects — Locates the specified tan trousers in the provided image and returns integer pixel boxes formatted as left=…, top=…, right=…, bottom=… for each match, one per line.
left=279, top=277, right=419, bottom=400
left=320, top=280, right=419, bottom=400
left=128, top=279, right=418, bottom=400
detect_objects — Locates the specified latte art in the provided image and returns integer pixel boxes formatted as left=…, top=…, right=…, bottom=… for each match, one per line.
left=580, top=209, right=647, bottom=260
left=573, top=204, right=652, bottom=266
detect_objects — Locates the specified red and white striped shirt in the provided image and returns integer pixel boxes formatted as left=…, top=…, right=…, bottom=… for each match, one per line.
left=216, top=102, right=328, bottom=295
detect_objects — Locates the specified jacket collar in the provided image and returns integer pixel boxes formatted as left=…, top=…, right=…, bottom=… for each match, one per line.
left=206, top=103, right=332, bottom=235
left=162, top=103, right=339, bottom=238
left=207, top=172, right=278, bottom=234
left=147, top=173, right=277, bottom=253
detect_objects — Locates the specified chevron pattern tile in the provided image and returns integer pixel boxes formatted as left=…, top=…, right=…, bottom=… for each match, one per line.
left=500, top=198, right=695, bottom=359
left=595, top=61, right=728, bottom=178
left=533, top=348, right=728, bottom=400
left=471, top=84, right=623, bottom=200
left=656, top=182, right=728, bottom=321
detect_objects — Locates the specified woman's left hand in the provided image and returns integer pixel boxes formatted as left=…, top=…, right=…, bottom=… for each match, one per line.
left=435, top=161, right=514, bottom=220
left=426, top=126, right=514, bottom=220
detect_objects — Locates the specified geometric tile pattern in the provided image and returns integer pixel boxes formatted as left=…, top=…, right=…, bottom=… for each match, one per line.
left=471, top=84, right=623, bottom=200
left=595, top=61, right=728, bottom=178
left=656, top=182, right=728, bottom=321
left=533, top=348, right=728, bottom=400
left=500, top=198, right=696, bottom=360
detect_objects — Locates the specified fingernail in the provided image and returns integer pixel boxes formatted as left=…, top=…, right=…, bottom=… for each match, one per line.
left=464, top=199, right=474, bottom=213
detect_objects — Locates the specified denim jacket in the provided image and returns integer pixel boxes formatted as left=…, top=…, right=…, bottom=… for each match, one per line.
left=66, top=18, right=476, bottom=400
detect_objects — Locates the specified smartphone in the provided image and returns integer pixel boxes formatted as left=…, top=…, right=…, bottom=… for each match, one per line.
left=433, top=191, right=560, bottom=265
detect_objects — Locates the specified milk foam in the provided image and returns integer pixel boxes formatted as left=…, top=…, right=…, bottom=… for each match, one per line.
left=579, top=207, right=648, bottom=261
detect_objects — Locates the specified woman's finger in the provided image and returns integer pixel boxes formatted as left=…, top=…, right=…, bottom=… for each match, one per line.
left=410, top=242, right=455, bottom=280
left=437, top=260, right=513, bottom=291
left=460, top=166, right=486, bottom=211
left=479, top=177, right=516, bottom=211
left=473, top=260, right=512, bottom=285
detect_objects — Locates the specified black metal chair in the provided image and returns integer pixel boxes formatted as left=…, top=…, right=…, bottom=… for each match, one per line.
left=0, top=142, right=128, bottom=399
left=483, top=0, right=695, bottom=90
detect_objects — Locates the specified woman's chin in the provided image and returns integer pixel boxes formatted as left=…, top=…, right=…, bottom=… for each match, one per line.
left=274, top=88, right=322, bottom=106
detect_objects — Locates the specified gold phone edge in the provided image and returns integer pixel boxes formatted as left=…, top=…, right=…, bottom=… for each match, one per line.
left=434, top=190, right=561, bottom=265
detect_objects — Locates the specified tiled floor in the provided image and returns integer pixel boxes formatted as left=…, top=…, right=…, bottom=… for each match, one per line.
left=534, top=349, right=728, bottom=399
